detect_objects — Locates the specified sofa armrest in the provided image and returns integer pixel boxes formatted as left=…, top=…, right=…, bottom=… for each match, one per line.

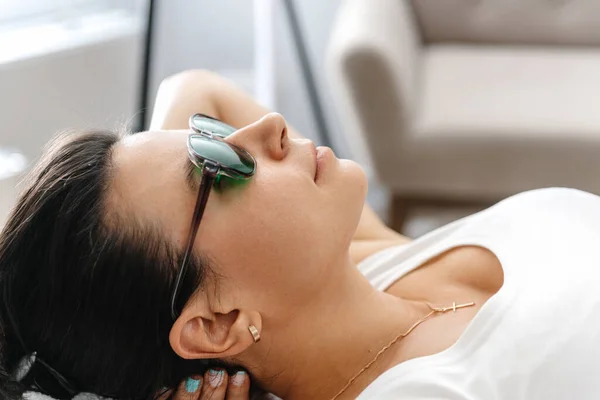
left=326, top=0, right=422, bottom=169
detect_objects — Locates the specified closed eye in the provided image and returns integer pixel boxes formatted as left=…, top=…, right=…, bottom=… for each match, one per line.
left=185, top=159, right=199, bottom=192
left=186, top=159, right=234, bottom=196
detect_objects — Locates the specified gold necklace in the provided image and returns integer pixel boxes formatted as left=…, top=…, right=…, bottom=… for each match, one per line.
left=330, top=301, right=476, bottom=400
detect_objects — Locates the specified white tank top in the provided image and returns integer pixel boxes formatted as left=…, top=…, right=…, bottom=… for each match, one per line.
left=356, top=188, right=600, bottom=400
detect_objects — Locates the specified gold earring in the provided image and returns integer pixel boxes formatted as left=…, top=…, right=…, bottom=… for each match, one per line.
left=248, top=325, right=261, bottom=343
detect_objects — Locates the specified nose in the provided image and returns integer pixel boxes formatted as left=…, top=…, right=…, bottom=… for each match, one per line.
left=225, top=113, right=287, bottom=161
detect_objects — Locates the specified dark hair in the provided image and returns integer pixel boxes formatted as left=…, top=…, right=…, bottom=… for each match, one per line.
left=0, top=129, right=224, bottom=399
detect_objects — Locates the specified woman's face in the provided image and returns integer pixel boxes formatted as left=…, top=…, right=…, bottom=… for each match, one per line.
left=110, top=113, right=367, bottom=320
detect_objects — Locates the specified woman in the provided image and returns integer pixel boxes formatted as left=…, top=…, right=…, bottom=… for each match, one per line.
left=2, top=70, right=600, bottom=400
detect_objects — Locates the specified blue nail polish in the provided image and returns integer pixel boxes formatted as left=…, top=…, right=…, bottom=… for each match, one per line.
left=185, top=377, right=201, bottom=393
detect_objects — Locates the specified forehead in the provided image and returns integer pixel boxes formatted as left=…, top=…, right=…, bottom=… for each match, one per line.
left=108, top=130, right=194, bottom=239
left=118, top=129, right=187, bottom=160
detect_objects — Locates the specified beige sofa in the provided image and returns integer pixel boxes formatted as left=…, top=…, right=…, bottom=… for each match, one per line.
left=327, top=0, right=600, bottom=227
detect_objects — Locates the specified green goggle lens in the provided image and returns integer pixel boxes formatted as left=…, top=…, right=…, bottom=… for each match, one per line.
left=188, top=135, right=255, bottom=178
left=190, top=114, right=235, bottom=138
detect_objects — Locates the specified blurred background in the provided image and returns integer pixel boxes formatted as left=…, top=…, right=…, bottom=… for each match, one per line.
left=1, top=0, right=599, bottom=237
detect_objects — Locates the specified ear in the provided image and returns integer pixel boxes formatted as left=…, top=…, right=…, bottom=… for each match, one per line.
left=169, top=302, right=262, bottom=360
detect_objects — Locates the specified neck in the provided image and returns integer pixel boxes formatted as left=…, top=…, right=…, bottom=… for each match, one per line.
left=242, top=254, right=423, bottom=400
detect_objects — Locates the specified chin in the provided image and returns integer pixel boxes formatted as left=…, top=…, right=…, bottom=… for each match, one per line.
left=339, top=159, right=368, bottom=197
left=333, top=160, right=368, bottom=229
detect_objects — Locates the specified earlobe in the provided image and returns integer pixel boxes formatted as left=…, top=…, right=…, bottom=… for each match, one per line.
left=169, top=307, right=262, bottom=360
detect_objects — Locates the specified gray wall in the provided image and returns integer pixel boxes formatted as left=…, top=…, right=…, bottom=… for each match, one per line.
left=0, top=28, right=142, bottom=224
left=150, top=0, right=255, bottom=77
left=148, top=0, right=348, bottom=155
left=273, top=0, right=347, bottom=154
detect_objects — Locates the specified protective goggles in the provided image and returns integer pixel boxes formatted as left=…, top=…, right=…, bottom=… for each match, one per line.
left=170, top=113, right=256, bottom=319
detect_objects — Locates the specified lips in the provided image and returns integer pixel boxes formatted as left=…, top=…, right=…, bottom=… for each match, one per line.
left=310, top=143, right=318, bottom=182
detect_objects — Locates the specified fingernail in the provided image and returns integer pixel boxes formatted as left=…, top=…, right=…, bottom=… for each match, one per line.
left=208, top=369, right=224, bottom=387
left=231, top=371, right=246, bottom=386
left=185, top=376, right=201, bottom=393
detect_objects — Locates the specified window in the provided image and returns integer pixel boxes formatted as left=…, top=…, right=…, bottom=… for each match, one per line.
left=0, top=0, right=122, bottom=24
left=0, top=0, right=145, bottom=64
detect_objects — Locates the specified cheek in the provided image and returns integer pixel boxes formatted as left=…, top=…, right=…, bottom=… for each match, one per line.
left=198, top=162, right=366, bottom=293
left=206, top=216, right=311, bottom=297
left=203, top=178, right=323, bottom=280
left=233, top=184, right=318, bottom=256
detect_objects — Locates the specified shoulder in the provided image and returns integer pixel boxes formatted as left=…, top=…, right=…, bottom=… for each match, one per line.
left=485, top=187, right=600, bottom=225
left=496, top=187, right=599, bottom=209
left=452, top=188, right=600, bottom=230
left=356, top=368, right=452, bottom=399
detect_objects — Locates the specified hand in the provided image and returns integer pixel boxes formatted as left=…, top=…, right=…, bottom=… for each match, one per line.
left=164, top=369, right=251, bottom=400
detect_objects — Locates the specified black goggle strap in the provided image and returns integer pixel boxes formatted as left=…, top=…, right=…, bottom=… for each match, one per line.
left=170, top=162, right=218, bottom=320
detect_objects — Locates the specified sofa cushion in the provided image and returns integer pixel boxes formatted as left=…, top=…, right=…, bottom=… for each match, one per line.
left=410, top=0, right=600, bottom=46
left=394, top=45, right=600, bottom=198
left=416, top=45, right=600, bottom=141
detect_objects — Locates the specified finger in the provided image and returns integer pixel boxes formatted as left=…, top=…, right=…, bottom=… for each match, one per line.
left=200, top=368, right=228, bottom=400
left=226, top=371, right=250, bottom=400
left=171, top=375, right=203, bottom=400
